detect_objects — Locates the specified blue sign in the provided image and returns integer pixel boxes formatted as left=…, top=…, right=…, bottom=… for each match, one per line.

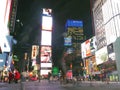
left=65, top=19, right=83, bottom=28
left=64, top=37, right=72, bottom=46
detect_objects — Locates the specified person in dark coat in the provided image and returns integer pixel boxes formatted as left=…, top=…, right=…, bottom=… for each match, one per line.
left=48, top=72, right=52, bottom=82
left=8, top=70, right=14, bottom=83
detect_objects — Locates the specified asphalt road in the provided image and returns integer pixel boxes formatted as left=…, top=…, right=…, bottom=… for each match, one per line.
left=1, top=80, right=120, bottom=90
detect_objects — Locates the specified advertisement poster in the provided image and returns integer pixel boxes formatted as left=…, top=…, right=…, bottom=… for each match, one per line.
left=41, top=46, right=52, bottom=63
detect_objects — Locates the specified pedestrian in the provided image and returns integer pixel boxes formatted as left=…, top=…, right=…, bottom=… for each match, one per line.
left=3, top=69, right=9, bottom=82
left=14, top=69, right=20, bottom=83
left=8, top=70, right=14, bottom=84
left=48, top=72, right=52, bottom=82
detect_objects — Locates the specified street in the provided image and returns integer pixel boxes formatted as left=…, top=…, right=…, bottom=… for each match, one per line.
left=1, top=80, right=120, bottom=90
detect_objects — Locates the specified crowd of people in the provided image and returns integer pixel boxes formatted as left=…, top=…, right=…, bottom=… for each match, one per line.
left=0, top=68, right=20, bottom=84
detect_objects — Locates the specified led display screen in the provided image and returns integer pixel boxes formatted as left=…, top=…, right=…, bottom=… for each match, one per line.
left=42, top=8, right=52, bottom=16
left=64, top=37, right=72, bottom=46
left=0, top=0, right=12, bottom=35
left=41, top=31, right=52, bottom=46
left=40, top=69, right=51, bottom=75
left=95, top=46, right=108, bottom=65
left=65, top=20, right=83, bottom=27
left=42, top=16, right=52, bottom=30
left=31, top=45, right=39, bottom=60
left=41, top=63, right=52, bottom=67
left=40, top=46, right=52, bottom=63
left=81, top=36, right=97, bottom=59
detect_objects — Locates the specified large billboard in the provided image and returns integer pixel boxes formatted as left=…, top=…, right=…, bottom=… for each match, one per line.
left=0, top=0, right=13, bottom=53
left=64, top=36, right=72, bottom=46
left=81, top=36, right=97, bottom=59
left=67, top=27, right=84, bottom=42
left=40, top=69, right=51, bottom=75
left=41, top=30, right=52, bottom=46
left=31, top=45, right=39, bottom=60
left=95, top=46, right=108, bottom=65
left=42, top=16, right=52, bottom=30
left=40, top=46, right=52, bottom=63
left=42, top=8, right=52, bottom=16
left=41, top=63, right=52, bottom=68
left=0, top=0, right=12, bottom=35
left=65, top=20, right=83, bottom=27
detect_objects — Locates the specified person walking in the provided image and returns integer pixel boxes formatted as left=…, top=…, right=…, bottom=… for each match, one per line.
left=48, top=72, right=52, bottom=83
left=8, top=70, right=14, bottom=84
left=14, top=69, right=20, bottom=83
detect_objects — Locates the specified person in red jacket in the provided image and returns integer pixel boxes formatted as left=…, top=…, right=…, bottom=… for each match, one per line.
left=14, top=69, right=20, bottom=83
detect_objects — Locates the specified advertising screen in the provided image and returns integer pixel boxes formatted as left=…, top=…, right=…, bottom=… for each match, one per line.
left=31, top=45, right=39, bottom=60
left=81, top=42, right=86, bottom=59
left=41, top=31, right=52, bottom=46
left=65, top=20, right=83, bottom=27
left=40, top=69, right=51, bottom=75
left=0, top=35, right=13, bottom=52
left=42, top=16, right=52, bottom=30
left=81, top=36, right=97, bottom=59
left=90, top=36, right=97, bottom=54
left=95, top=46, right=108, bottom=65
left=67, top=27, right=84, bottom=42
left=42, top=8, right=52, bottom=16
left=0, top=0, right=6, bottom=25
left=41, top=63, right=52, bottom=68
left=40, top=46, right=52, bottom=63
left=85, top=40, right=91, bottom=57
left=0, top=0, right=12, bottom=35
left=64, top=37, right=72, bottom=46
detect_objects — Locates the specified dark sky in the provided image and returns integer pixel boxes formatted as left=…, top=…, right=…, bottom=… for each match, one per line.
left=16, top=0, right=93, bottom=65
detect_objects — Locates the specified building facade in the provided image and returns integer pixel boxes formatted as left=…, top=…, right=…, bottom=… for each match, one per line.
left=90, top=0, right=120, bottom=81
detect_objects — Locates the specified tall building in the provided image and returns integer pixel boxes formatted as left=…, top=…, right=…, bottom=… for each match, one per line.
left=0, top=0, right=18, bottom=70
left=63, top=20, right=84, bottom=75
left=92, top=0, right=107, bottom=49
left=91, top=0, right=120, bottom=81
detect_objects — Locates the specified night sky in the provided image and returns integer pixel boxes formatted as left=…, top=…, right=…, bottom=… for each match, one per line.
left=16, top=0, right=93, bottom=66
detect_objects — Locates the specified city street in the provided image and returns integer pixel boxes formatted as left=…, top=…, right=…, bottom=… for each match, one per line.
left=1, top=80, right=120, bottom=90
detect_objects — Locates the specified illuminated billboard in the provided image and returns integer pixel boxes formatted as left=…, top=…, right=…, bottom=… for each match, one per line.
left=81, top=42, right=86, bottom=59
left=41, top=31, right=52, bottom=46
left=31, top=45, right=39, bottom=60
left=41, top=63, right=52, bottom=68
left=65, top=20, right=83, bottom=27
left=40, top=69, right=51, bottom=75
left=64, top=36, right=72, bottom=46
left=42, top=16, right=52, bottom=30
left=0, top=0, right=12, bottom=35
left=40, top=46, right=52, bottom=63
left=81, top=36, right=97, bottom=59
left=95, top=46, right=108, bottom=65
left=42, top=8, right=52, bottom=16
left=0, top=35, right=13, bottom=52
left=67, top=27, right=84, bottom=42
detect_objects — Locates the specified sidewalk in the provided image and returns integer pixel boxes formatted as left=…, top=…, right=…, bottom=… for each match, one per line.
left=0, top=80, right=120, bottom=90
left=0, top=82, right=21, bottom=90
left=63, top=80, right=120, bottom=89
